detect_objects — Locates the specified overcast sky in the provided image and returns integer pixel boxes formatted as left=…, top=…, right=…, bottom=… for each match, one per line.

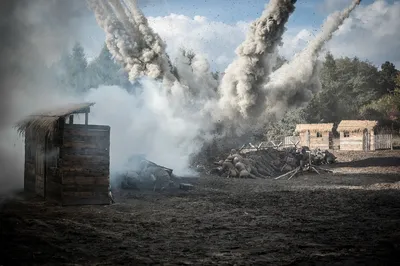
left=79, top=0, right=400, bottom=71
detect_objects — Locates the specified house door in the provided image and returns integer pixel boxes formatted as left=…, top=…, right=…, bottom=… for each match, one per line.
left=35, top=143, right=45, bottom=197
left=363, top=129, right=369, bottom=151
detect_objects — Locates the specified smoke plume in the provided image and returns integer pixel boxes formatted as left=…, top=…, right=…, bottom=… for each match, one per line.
left=87, top=0, right=176, bottom=87
left=262, top=0, right=361, bottom=120
left=82, top=81, right=213, bottom=176
left=0, top=0, right=92, bottom=194
left=217, top=0, right=297, bottom=121
left=86, top=0, right=361, bottom=168
left=0, top=0, right=362, bottom=195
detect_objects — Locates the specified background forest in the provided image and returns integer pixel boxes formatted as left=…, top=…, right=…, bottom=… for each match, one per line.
left=49, top=43, right=400, bottom=139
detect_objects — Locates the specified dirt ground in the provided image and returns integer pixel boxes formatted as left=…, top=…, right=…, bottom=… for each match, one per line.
left=1, top=151, right=400, bottom=266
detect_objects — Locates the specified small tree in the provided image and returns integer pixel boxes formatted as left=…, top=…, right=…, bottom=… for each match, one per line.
left=379, top=61, right=398, bottom=94
left=68, top=42, right=89, bottom=93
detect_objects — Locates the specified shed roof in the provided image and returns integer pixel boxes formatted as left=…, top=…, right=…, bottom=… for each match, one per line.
left=15, top=102, right=94, bottom=137
left=337, top=120, right=378, bottom=132
left=295, top=123, right=334, bottom=133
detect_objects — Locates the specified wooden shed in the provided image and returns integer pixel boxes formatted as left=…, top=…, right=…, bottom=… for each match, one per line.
left=15, top=102, right=111, bottom=206
left=337, top=120, right=377, bottom=151
left=295, top=123, right=334, bottom=150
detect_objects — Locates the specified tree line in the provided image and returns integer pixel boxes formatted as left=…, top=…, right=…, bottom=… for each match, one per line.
left=53, top=42, right=400, bottom=136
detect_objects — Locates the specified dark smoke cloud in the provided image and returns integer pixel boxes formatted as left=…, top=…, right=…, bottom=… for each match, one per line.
left=0, top=0, right=91, bottom=194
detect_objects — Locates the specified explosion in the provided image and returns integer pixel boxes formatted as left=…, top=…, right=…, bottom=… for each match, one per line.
left=86, top=0, right=362, bottom=174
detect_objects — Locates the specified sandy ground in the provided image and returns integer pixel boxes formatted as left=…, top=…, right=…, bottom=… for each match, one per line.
left=1, top=151, right=400, bottom=265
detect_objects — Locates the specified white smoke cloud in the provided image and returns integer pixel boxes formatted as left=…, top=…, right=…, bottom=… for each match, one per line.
left=217, top=0, right=297, bottom=120
left=262, top=0, right=361, bottom=120
left=88, top=0, right=177, bottom=87
left=141, top=0, right=399, bottom=70
left=0, top=0, right=94, bottom=195
left=82, top=80, right=212, bottom=176
left=1, top=0, right=368, bottom=196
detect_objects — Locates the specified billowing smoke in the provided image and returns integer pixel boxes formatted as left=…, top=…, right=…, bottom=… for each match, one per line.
left=1, top=0, right=362, bottom=194
left=0, top=0, right=92, bottom=194
left=262, top=0, right=362, bottom=121
left=217, top=0, right=297, bottom=121
left=82, top=80, right=212, bottom=176
left=87, top=0, right=176, bottom=87
left=84, top=0, right=361, bottom=174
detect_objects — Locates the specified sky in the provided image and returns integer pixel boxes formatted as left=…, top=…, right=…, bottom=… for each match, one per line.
left=79, top=0, right=400, bottom=71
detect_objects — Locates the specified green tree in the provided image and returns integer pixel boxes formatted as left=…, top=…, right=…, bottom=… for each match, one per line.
left=68, top=42, right=89, bottom=93
left=305, top=54, right=381, bottom=123
left=360, top=89, right=400, bottom=121
left=86, top=43, right=133, bottom=91
left=378, top=61, right=398, bottom=94
left=395, top=71, right=400, bottom=89
left=304, top=52, right=341, bottom=122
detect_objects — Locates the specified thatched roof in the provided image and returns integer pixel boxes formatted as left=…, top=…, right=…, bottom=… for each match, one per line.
left=15, top=102, right=94, bottom=137
left=295, top=123, right=334, bottom=133
left=337, top=120, right=378, bottom=132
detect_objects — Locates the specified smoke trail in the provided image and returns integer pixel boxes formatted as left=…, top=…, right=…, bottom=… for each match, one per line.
left=87, top=0, right=176, bottom=87
left=87, top=0, right=126, bottom=66
left=217, top=0, right=297, bottom=121
left=262, top=0, right=361, bottom=121
left=173, top=49, right=218, bottom=100
left=123, top=0, right=177, bottom=86
left=0, top=0, right=91, bottom=195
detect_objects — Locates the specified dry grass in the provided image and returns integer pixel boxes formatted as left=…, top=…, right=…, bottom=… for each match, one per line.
left=14, top=102, right=94, bottom=138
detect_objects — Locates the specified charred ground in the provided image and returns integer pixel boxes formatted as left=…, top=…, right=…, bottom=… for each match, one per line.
left=1, top=151, right=400, bottom=265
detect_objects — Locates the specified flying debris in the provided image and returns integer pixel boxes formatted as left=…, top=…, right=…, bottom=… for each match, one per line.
left=356, top=0, right=361, bottom=5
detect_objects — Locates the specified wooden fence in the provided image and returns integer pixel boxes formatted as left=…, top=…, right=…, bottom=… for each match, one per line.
left=375, top=134, right=393, bottom=150
left=283, top=136, right=300, bottom=148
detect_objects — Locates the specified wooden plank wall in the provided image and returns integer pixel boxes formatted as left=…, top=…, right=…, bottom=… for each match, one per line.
left=59, top=124, right=110, bottom=205
left=309, top=132, right=330, bottom=150
left=298, top=132, right=331, bottom=150
left=45, top=126, right=62, bottom=203
left=298, top=132, right=309, bottom=147
left=339, top=132, right=363, bottom=151
left=35, top=143, right=45, bottom=197
left=24, top=130, right=36, bottom=193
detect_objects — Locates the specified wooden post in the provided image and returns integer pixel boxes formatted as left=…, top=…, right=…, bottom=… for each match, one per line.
left=69, top=115, right=74, bottom=124
left=85, top=112, right=89, bottom=125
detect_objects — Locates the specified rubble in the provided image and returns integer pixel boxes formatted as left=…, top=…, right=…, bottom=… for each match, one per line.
left=113, top=155, right=177, bottom=191
left=179, top=183, right=194, bottom=191
left=205, top=145, right=336, bottom=179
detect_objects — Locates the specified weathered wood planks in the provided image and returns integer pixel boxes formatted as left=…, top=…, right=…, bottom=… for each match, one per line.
left=59, top=124, right=110, bottom=205
left=23, top=120, right=111, bottom=206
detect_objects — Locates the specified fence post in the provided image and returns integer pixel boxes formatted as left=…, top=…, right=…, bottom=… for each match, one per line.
left=391, top=134, right=393, bottom=150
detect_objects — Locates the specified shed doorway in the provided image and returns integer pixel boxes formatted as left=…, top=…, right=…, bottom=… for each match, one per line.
left=363, top=128, right=370, bottom=151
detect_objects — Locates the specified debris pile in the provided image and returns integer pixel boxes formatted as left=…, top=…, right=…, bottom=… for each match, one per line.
left=310, top=148, right=337, bottom=165
left=210, top=148, right=295, bottom=178
left=208, top=146, right=336, bottom=179
left=114, top=155, right=177, bottom=191
left=275, top=147, right=336, bottom=180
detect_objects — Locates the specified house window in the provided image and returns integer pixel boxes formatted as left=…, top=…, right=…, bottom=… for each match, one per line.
left=344, top=131, right=350, bottom=137
left=316, top=132, right=322, bottom=138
